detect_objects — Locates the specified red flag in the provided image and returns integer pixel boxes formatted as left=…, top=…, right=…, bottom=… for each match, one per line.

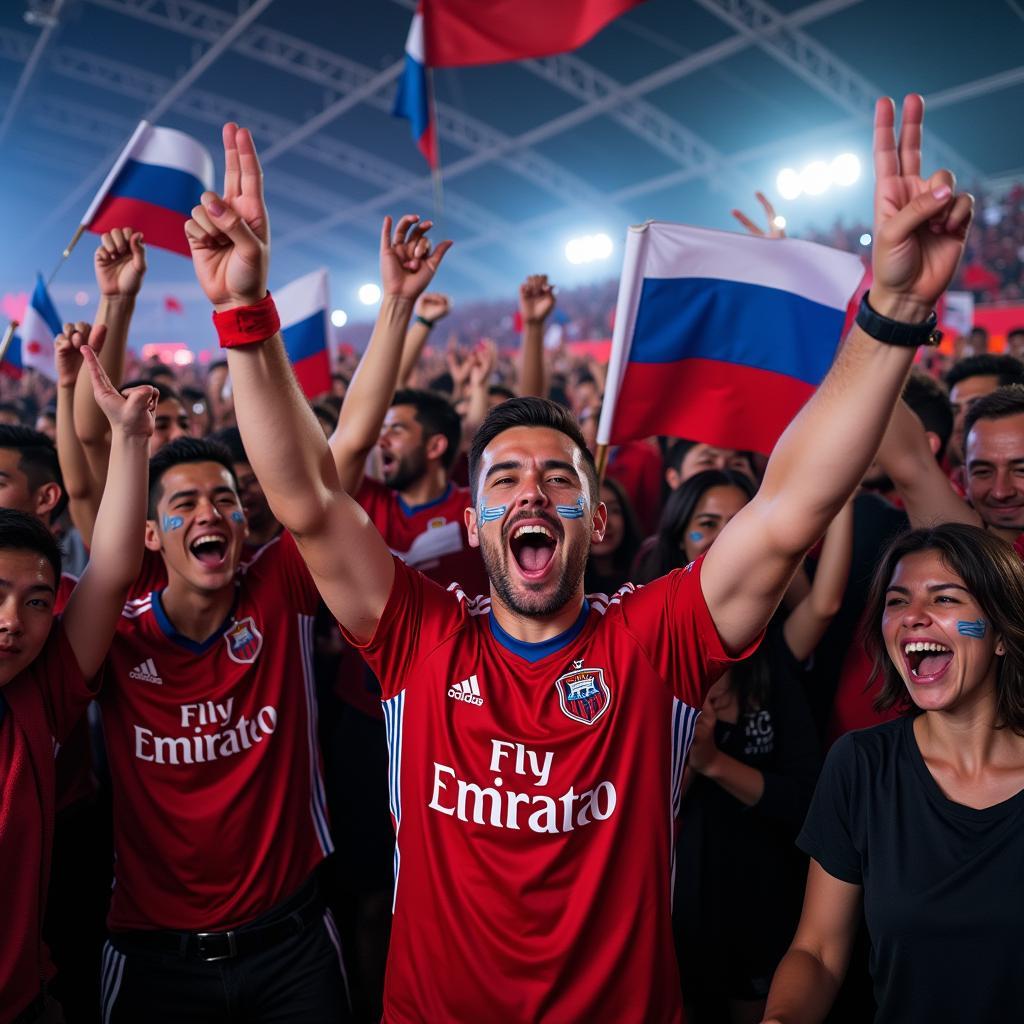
left=424, top=0, right=646, bottom=67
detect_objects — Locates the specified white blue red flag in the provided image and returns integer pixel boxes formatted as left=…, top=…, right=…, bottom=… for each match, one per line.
left=597, top=222, right=866, bottom=454
left=277, top=268, right=331, bottom=399
left=82, top=122, right=214, bottom=257
left=393, top=4, right=436, bottom=168
left=4, top=275, right=62, bottom=381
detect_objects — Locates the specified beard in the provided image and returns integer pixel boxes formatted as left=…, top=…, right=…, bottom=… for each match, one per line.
left=479, top=520, right=590, bottom=617
left=384, top=446, right=428, bottom=492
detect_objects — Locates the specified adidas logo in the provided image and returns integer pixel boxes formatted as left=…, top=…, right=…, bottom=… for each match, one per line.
left=447, top=674, right=483, bottom=706
left=129, top=658, right=163, bottom=685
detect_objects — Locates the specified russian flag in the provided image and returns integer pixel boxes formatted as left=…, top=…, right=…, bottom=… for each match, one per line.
left=597, top=223, right=866, bottom=455
left=393, top=5, right=437, bottom=168
left=82, top=122, right=214, bottom=257
left=277, top=269, right=331, bottom=399
left=4, top=275, right=62, bottom=381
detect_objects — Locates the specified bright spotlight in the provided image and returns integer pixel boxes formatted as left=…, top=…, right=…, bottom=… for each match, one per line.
left=172, top=349, right=194, bottom=366
left=831, top=153, right=860, bottom=187
left=358, top=283, right=381, bottom=305
left=800, top=160, right=832, bottom=196
left=859, top=232, right=872, bottom=247
left=565, top=238, right=585, bottom=265
left=330, top=308, right=348, bottom=327
left=772, top=215, right=787, bottom=230
left=592, top=233, right=613, bottom=259
left=566, top=233, right=614, bottom=265
left=776, top=168, right=802, bottom=201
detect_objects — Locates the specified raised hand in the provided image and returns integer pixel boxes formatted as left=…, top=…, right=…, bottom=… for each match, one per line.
left=380, top=215, right=453, bottom=302
left=55, top=322, right=107, bottom=389
left=519, top=274, right=556, bottom=325
left=446, top=338, right=472, bottom=393
left=94, top=228, right=147, bottom=297
left=731, top=191, right=785, bottom=239
left=468, top=339, right=498, bottom=390
left=870, top=94, right=974, bottom=322
left=81, top=345, right=156, bottom=439
left=185, top=123, right=269, bottom=312
left=416, top=292, right=452, bottom=324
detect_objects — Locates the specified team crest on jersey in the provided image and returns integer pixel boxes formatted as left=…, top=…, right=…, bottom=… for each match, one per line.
left=225, top=616, right=263, bottom=664
left=428, top=516, right=447, bottom=529
left=555, top=659, right=611, bottom=726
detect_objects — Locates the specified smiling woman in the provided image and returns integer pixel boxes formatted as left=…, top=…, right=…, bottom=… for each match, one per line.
left=764, top=523, right=1024, bottom=1024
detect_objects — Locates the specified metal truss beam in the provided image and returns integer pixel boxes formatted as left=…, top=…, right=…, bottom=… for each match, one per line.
left=0, top=0, right=66, bottom=145
left=695, top=0, right=983, bottom=183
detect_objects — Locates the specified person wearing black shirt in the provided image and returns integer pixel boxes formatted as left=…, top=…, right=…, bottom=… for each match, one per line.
left=764, top=524, right=1024, bottom=1023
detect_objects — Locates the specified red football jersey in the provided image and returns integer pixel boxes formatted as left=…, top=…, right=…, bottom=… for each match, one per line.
left=98, top=533, right=332, bottom=932
left=346, top=555, right=753, bottom=1023
left=355, top=477, right=487, bottom=595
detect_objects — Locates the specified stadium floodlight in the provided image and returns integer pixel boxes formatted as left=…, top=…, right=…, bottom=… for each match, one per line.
left=772, top=215, right=787, bottom=230
left=173, top=349, right=194, bottom=366
left=330, top=308, right=348, bottom=327
left=74, top=290, right=89, bottom=306
left=776, top=168, right=802, bottom=201
left=859, top=233, right=872, bottom=247
left=358, top=283, right=381, bottom=305
left=801, top=160, right=832, bottom=196
left=831, top=153, right=861, bottom=187
left=565, top=233, right=614, bottom=265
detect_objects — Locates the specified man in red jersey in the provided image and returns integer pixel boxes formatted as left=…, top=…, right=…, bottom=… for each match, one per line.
left=188, top=99, right=972, bottom=1022
left=95, top=436, right=348, bottom=1023
left=1, top=344, right=154, bottom=1024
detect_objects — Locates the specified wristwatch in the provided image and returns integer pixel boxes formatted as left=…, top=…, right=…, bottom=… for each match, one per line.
left=855, top=293, right=942, bottom=348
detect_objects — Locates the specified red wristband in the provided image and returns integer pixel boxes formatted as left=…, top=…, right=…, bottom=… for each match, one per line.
left=213, top=293, right=281, bottom=349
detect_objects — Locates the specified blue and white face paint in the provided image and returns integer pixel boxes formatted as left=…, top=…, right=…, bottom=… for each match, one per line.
left=555, top=494, right=585, bottom=520
left=688, top=531, right=704, bottom=543
left=957, top=619, right=988, bottom=639
left=230, top=510, right=246, bottom=525
left=478, top=502, right=507, bottom=524
left=162, top=514, right=184, bottom=532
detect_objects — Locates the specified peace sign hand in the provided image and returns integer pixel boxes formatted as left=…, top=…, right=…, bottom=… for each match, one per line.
left=185, top=123, right=269, bottom=313
left=870, top=94, right=974, bottom=323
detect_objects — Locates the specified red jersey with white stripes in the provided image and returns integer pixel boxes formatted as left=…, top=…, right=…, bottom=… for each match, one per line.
left=98, top=532, right=332, bottom=932
left=345, top=555, right=752, bottom=1024
left=356, top=477, right=487, bottom=595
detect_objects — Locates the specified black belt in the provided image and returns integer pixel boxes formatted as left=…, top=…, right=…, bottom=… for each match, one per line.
left=111, top=878, right=322, bottom=963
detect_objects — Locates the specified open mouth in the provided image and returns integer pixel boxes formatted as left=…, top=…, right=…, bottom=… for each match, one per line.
left=189, top=533, right=229, bottom=567
left=509, top=522, right=559, bottom=579
left=903, top=640, right=953, bottom=683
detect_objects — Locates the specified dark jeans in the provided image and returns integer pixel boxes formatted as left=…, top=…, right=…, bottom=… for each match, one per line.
left=104, top=890, right=350, bottom=1023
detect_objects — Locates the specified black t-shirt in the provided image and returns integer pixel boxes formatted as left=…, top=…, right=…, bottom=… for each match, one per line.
left=799, top=717, right=1024, bottom=1023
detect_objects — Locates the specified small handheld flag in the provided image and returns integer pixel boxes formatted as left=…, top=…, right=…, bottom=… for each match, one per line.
left=597, top=222, right=866, bottom=455
left=276, top=269, right=331, bottom=399
left=79, top=122, right=214, bottom=257
left=4, top=276, right=62, bottom=381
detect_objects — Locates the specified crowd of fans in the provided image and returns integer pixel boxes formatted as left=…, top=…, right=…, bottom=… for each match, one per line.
left=2, top=97, right=1024, bottom=1024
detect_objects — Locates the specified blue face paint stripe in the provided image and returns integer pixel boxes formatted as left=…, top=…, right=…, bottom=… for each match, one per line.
left=957, top=619, right=987, bottom=638
left=162, top=515, right=184, bottom=531
left=479, top=503, right=507, bottom=523
left=230, top=510, right=245, bottom=524
left=555, top=495, right=585, bottom=519
left=688, top=531, right=703, bottom=542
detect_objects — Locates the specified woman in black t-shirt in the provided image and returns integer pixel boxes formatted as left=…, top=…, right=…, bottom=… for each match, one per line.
left=764, top=524, right=1024, bottom=1024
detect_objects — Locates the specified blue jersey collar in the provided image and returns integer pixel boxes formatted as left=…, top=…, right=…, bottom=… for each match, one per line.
left=151, top=588, right=239, bottom=654
left=488, top=600, right=590, bottom=663
left=397, top=481, right=454, bottom=518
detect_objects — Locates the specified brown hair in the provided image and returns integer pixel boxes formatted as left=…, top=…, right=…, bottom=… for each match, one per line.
left=863, top=523, right=1024, bottom=734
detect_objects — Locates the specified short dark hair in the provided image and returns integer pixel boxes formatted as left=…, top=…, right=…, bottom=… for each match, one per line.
left=313, top=402, right=339, bottom=434
left=864, top=524, right=1024, bottom=734
left=963, top=384, right=1024, bottom=443
left=123, top=379, right=182, bottom=406
left=0, top=507, right=61, bottom=583
left=945, top=353, right=1024, bottom=391
left=210, top=426, right=248, bottom=465
left=392, top=388, right=462, bottom=471
left=665, top=439, right=696, bottom=474
left=903, top=371, right=953, bottom=460
left=148, top=437, right=238, bottom=518
left=145, top=364, right=178, bottom=383
left=468, top=396, right=598, bottom=501
left=0, top=425, right=67, bottom=520
left=488, top=384, right=516, bottom=403
left=1008, top=327, right=1024, bottom=340
left=0, top=401, right=24, bottom=422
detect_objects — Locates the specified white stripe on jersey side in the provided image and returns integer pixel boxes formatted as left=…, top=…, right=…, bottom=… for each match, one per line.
left=383, top=690, right=405, bottom=913
left=669, top=698, right=699, bottom=911
left=298, top=613, right=334, bottom=856
left=323, top=909, right=353, bottom=1013
left=120, top=599, right=152, bottom=619
left=100, top=941, right=127, bottom=1024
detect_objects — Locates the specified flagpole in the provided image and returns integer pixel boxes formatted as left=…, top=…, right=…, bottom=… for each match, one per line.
left=45, top=223, right=87, bottom=287
left=595, top=443, right=609, bottom=486
left=427, top=68, right=444, bottom=217
left=0, top=320, right=19, bottom=370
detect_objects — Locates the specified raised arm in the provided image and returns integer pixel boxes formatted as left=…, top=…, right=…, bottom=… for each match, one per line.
left=73, top=229, right=147, bottom=487
left=329, top=215, right=452, bottom=493
left=875, top=397, right=980, bottom=529
left=61, top=343, right=154, bottom=678
left=184, top=125, right=443, bottom=640
left=397, top=292, right=450, bottom=388
left=702, top=94, right=973, bottom=654
left=518, top=274, right=555, bottom=397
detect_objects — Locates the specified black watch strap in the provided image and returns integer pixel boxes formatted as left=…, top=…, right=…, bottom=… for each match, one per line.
left=855, top=293, right=942, bottom=348
left=415, top=314, right=435, bottom=329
